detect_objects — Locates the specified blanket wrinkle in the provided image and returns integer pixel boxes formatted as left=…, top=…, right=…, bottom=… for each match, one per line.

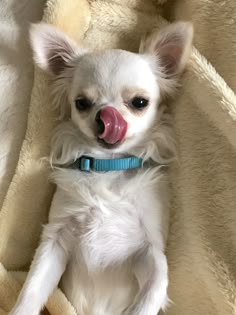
left=0, top=0, right=46, bottom=210
left=1, top=0, right=236, bottom=314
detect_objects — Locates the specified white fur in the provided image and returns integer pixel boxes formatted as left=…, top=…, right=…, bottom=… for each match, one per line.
left=10, top=22, right=193, bottom=315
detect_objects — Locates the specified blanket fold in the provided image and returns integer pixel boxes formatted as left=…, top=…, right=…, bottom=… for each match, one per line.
left=1, top=0, right=236, bottom=314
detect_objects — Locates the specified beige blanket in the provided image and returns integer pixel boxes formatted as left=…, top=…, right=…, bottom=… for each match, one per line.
left=0, top=0, right=45, bottom=210
left=1, top=0, right=236, bottom=314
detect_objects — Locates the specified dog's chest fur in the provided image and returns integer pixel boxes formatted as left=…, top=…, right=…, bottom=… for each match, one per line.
left=49, top=166, right=168, bottom=314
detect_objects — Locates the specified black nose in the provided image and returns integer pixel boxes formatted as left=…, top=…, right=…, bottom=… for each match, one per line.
left=95, top=110, right=105, bottom=135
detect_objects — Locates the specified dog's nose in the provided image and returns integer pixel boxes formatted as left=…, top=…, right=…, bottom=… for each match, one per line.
left=95, top=106, right=127, bottom=144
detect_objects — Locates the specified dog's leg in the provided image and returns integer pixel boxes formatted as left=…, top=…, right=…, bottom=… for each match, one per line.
left=9, top=222, right=72, bottom=315
left=124, top=246, right=168, bottom=315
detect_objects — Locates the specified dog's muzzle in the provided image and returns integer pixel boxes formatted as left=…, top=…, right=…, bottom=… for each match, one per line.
left=95, top=106, right=127, bottom=144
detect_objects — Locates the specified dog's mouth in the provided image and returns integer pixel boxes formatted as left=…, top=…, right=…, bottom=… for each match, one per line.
left=95, top=106, right=127, bottom=147
left=97, top=138, right=122, bottom=149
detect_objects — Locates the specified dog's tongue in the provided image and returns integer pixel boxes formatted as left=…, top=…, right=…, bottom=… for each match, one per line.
left=98, top=106, right=127, bottom=144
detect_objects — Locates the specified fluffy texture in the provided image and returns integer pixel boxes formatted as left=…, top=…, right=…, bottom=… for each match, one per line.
left=0, top=0, right=45, bottom=210
left=1, top=0, right=236, bottom=315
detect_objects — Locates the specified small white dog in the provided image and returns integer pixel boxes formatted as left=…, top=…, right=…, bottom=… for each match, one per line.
left=10, top=22, right=193, bottom=315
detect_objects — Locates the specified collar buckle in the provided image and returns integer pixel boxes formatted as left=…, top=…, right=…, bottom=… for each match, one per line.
left=79, top=156, right=94, bottom=172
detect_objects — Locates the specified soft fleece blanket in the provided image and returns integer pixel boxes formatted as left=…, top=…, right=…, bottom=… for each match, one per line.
left=0, top=0, right=45, bottom=210
left=1, top=0, right=236, bottom=314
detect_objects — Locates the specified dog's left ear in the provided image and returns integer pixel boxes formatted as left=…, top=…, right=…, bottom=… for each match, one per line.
left=30, top=23, right=86, bottom=76
left=139, top=22, right=193, bottom=78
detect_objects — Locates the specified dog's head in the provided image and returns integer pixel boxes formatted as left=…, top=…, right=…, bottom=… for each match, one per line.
left=30, top=22, right=193, bottom=155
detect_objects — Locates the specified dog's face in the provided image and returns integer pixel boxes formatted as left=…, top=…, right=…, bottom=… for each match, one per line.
left=69, top=50, right=159, bottom=152
left=30, top=22, right=193, bottom=153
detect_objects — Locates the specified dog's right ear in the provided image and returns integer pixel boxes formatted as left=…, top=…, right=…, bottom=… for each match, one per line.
left=139, top=22, right=193, bottom=77
left=30, top=23, right=86, bottom=76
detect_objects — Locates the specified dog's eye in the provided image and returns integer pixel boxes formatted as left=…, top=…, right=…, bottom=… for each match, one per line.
left=129, top=97, right=149, bottom=110
left=75, top=98, right=92, bottom=111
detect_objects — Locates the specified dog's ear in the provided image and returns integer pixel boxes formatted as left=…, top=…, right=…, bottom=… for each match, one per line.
left=30, top=23, right=86, bottom=76
left=139, top=22, right=193, bottom=78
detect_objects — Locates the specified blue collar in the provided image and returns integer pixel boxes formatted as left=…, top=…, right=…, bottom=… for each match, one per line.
left=71, top=155, right=143, bottom=172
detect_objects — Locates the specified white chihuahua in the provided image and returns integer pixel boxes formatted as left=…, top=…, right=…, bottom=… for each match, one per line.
left=10, top=22, right=193, bottom=315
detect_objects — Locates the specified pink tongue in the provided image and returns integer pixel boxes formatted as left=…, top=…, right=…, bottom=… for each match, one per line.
left=98, top=106, right=128, bottom=144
